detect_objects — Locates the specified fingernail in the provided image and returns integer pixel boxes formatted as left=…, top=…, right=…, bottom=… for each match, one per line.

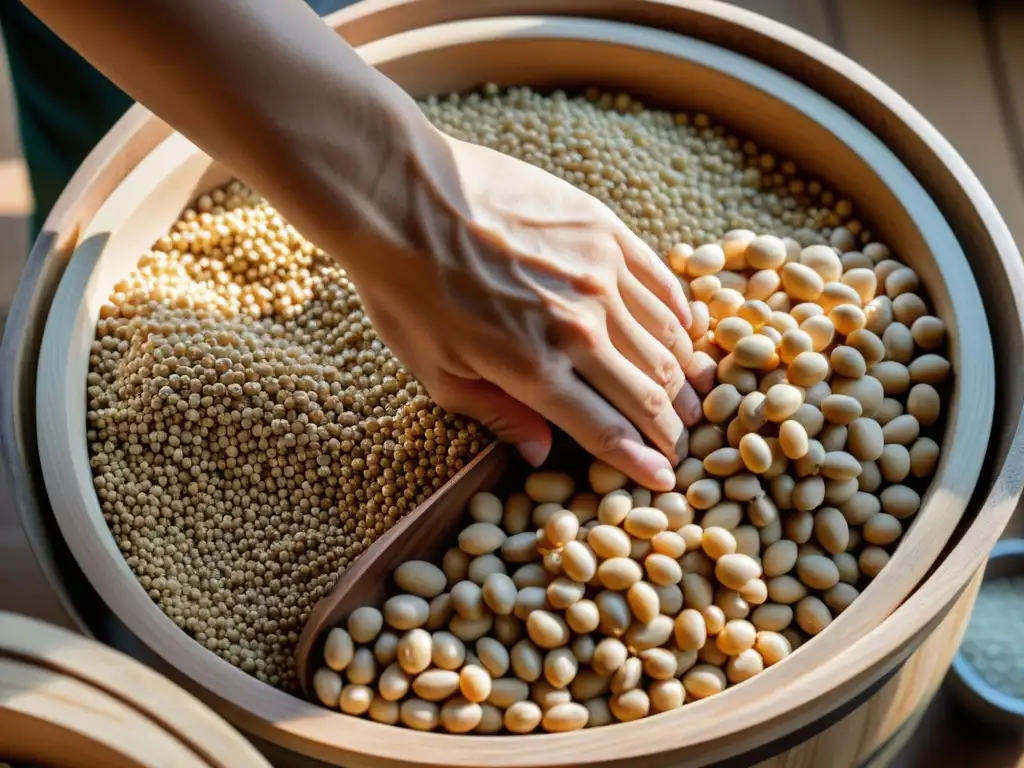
left=674, top=386, right=703, bottom=429
left=674, top=429, right=690, bottom=464
left=654, top=467, right=677, bottom=491
left=517, top=440, right=550, bottom=468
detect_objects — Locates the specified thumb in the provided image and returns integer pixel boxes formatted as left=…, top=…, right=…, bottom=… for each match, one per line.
left=431, top=376, right=552, bottom=468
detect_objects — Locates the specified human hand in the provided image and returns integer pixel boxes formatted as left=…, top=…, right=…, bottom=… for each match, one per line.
left=19, top=0, right=700, bottom=490
left=342, top=133, right=703, bottom=491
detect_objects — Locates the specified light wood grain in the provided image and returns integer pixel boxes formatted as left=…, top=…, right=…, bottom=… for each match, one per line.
left=985, top=0, right=1024, bottom=546
left=0, top=611, right=270, bottom=768
left=0, top=104, right=174, bottom=635
left=5, top=1, right=1024, bottom=766
left=0, top=659, right=208, bottom=768
left=31, top=11, right=996, bottom=768
left=753, top=566, right=983, bottom=768
left=0, top=612, right=271, bottom=768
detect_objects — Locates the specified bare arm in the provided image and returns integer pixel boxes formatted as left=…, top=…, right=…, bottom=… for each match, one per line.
left=20, top=0, right=438, bottom=250
left=23, top=0, right=697, bottom=488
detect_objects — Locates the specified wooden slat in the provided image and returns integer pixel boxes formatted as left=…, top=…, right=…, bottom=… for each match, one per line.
left=726, top=0, right=834, bottom=43
left=833, top=0, right=1024, bottom=253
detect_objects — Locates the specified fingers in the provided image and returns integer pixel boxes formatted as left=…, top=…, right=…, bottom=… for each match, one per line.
left=675, top=380, right=703, bottom=428
left=613, top=270, right=698, bottom=430
left=606, top=294, right=685, bottom=401
left=684, top=351, right=718, bottom=396
left=618, top=228, right=692, bottom=329
left=430, top=375, right=553, bottom=467
left=571, top=338, right=688, bottom=466
left=502, top=368, right=677, bottom=491
left=618, top=269, right=693, bottom=370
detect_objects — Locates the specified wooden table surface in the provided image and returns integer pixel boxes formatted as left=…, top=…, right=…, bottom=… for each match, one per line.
left=2, top=0, right=1024, bottom=765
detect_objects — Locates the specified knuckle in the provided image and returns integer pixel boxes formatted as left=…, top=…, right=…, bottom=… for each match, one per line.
left=663, top=362, right=685, bottom=398
left=659, top=318, right=679, bottom=349
left=557, top=312, right=605, bottom=353
left=596, top=425, right=629, bottom=455
left=642, top=386, right=670, bottom=419
left=654, top=354, right=682, bottom=389
left=673, top=332, right=694, bottom=368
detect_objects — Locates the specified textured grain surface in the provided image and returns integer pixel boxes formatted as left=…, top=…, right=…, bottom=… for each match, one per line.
left=3, top=0, right=1024, bottom=765
left=738, top=3, right=1024, bottom=764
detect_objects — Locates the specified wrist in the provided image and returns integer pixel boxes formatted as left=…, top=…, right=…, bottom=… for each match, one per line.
left=240, top=69, right=429, bottom=241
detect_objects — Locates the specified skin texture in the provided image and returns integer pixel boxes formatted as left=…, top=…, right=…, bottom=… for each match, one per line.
left=22, top=0, right=701, bottom=489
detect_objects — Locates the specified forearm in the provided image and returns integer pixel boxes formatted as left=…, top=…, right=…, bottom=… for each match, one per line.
left=20, top=0, right=439, bottom=254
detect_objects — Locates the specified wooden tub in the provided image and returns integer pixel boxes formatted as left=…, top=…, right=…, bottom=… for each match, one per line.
left=3, top=2, right=1021, bottom=767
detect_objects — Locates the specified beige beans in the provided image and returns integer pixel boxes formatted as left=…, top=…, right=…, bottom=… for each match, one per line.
left=782, top=262, right=824, bottom=301
left=788, top=351, right=829, bottom=387
left=396, top=629, right=433, bottom=675
left=504, top=701, right=543, bottom=733
left=796, top=555, right=840, bottom=590
left=683, top=664, right=728, bottom=700
left=482, top=573, right=518, bottom=616
left=399, top=699, right=439, bottom=731
left=413, top=669, right=461, bottom=702
left=764, top=384, right=804, bottom=422
left=739, top=433, right=773, bottom=473
left=525, top=472, right=574, bottom=504
left=561, top=540, right=598, bottom=583
left=459, top=523, right=507, bottom=556
left=795, top=596, right=833, bottom=635
left=394, top=561, right=448, bottom=598
left=541, top=702, right=590, bottom=732
left=704, top=447, right=744, bottom=477
left=704, top=383, right=743, bottom=423
left=526, top=611, right=570, bottom=649
left=545, top=509, right=579, bottom=548
left=716, top=553, right=762, bottom=590
left=847, top=417, right=885, bottom=461
left=588, top=524, right=632, bottom=559
left=314, top=219, right=950, bottom=733
left=383, top=596, right=429, bottom=631
left=778, top=420, right=809, bottom=460
left=598, top=557, right=644, bottom=590
left=733, top=334, right=777, bottom=368
left=624, top=507, right=669, bottom=539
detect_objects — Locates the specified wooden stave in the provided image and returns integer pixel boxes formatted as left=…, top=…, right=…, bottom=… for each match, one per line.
left=0, top=611, right=272, bottom=768
left=33, top=20, right=995, bottom=766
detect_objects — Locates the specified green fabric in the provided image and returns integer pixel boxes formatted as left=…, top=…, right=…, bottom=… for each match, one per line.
left=0, top=0, right=133, bottom=241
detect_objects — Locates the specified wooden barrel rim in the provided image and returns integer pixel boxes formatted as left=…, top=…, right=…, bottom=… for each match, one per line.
left=0, top=1, right=1020, bottom=766
left=33, top=17, right=992, bottom=767
left=0, top=658, right=214, bottom=768
left=0, top=612, right=272, bottom=768
left=708, top=659, right=906, bottom=768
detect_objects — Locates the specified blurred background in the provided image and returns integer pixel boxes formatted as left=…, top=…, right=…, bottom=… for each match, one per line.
left=0, top=0, right=1022, bottom=765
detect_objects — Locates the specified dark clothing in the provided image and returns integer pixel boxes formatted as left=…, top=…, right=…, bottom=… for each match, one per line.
left=0, top=0, right=353, bottom=242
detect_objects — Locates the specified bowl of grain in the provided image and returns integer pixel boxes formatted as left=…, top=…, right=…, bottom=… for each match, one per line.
left=948, top=538, right=1024, bottom=730
left=7, top=2, right=1022, bottom=767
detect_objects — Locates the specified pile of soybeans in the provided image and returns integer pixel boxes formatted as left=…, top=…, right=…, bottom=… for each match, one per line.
left=85, top=85, right=947, bottom=699
left=309, top=230, right=950, bottom=729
